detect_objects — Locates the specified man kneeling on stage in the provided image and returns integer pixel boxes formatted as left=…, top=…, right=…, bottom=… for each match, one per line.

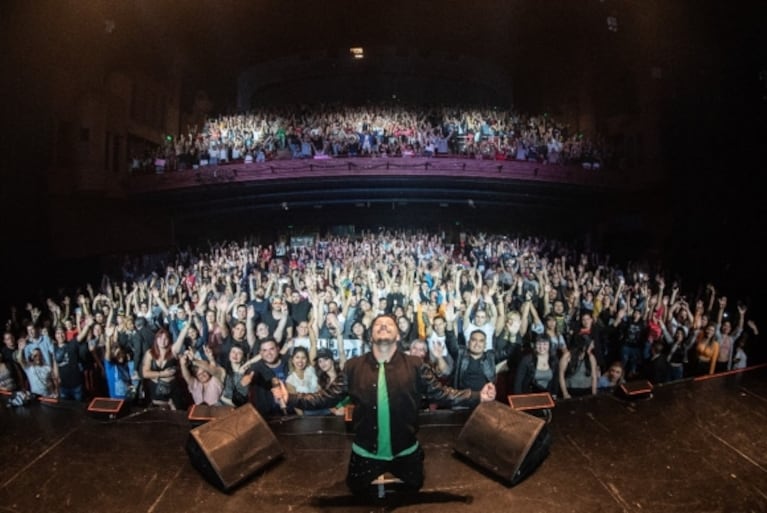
left=273, top=314, right=496, bottom=496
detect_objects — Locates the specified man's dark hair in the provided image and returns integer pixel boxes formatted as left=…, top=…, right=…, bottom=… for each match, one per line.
left=469, top=329, right=487, bottom=342
left=259, top=337, right=278, bottom=349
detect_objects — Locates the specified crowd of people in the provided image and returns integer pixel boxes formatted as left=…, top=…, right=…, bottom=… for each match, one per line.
left=1, top=230, right=759, bottom=415
left=132, top=103, right=610, bottom=174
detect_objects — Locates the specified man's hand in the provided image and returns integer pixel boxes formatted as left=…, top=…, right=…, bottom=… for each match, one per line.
left=479, top=382, right=496, bottom=402
left=271, top=379, right=289, bottom=408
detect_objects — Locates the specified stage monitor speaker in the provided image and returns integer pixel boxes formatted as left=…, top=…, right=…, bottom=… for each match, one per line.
left=87, top=397, right=128, bottom=419
left=454, top=401, right=551, bottom=485
left=619, top=380, right=653, bottom=399
left=187, top=403, right=235, bottom=426
left=508, top=392, right=555, bottom=412
left=186, top=403, right=284, bottom=492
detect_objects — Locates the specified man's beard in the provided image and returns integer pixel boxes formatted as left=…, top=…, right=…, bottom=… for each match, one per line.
left=372, top=337, right=397, bottom=348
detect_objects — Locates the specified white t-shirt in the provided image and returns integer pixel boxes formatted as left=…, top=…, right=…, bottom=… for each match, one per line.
left=463, top=321, right=496, bottom=351
left=286, top=366, right=319, bottom=393
left=25, top=365, right=54, bottom=397
left=292, top=336, right=311, bottom=351
left=732, top=348, right=747, bottom=370
left=426, top=332, right=447, bottom=357
left=316, top=338, right=363, bottom=360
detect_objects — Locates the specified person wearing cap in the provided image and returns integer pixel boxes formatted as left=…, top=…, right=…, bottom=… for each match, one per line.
left=273, top=314, right=495, bottom=496
left=300, top=347, right=345, bottom=416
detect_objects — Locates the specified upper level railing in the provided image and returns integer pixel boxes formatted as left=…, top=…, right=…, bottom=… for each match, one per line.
left=127, top=155, right=651, bottom=195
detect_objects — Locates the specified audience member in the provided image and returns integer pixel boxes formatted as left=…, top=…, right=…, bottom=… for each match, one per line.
left=513, top=336, right=559, bottom=396
left=158, top=103, right=613, bottom=172
left=559, top=333, right=598, bottom=399
left=642, top=340, right=672, bottom=385
left=17, top=339, right=58, bottom=399
left=597, top=361, right=625, bottom=391
left=141, top=329, right=181, bottom=409
left=179, top=347, right=224, bottom=406
left=3, top=229, right=760, bottom=420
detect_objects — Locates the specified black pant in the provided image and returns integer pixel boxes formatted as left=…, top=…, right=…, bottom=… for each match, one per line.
left=346, top=446, right=425, bottom=496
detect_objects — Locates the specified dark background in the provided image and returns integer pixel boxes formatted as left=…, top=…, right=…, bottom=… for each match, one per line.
left=0, top=0, right=765, bottom=319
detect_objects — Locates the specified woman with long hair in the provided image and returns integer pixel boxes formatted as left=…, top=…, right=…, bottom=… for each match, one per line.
left=285, top=346, right=319, bottom=416
left=661, top=323, right=695, bottom=381
left=513, top=336, right=559, bottom=396
left=693, top=323, right=719, bottom=376
left=302, top=347, right=345, bottom=416
left=142, top=329, right=181, bottom=409
left=347, top=320, right=370, bottom=356
left=79, top=317, right=108, bottom=398
left=558, top=333, right=598, bottom=399
left=285, top=346, right=319, bottom=394
left=218, top=343, right=260, bottom=407
left=355, top=297, right=376, bottom=331
left=103, top=322, right=139, bottom=401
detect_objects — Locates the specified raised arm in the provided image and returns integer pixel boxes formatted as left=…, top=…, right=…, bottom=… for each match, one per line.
left=216, top=295, right=230, bottom=339
left=16, top=338, right=30, bottom=368
left=179, top=352, right=195, bottom=387
left=195, top=347, right=226, bottom=383
left=515, top=299, right=529, bottom=337
left=272, top=303, right=290, bottom=345
left=78, top=315, right=95, bottom=343
left=463, top=292, right=478, bottom=329
left=443, top=301, right=461, bottom=358
left=528, top=299, right=543, bottom=334
left=484, top=285, right=498, bottom=329
left=172, top=321, right=190, bottom=356
left=245, top=305, right=257, bottom=351
left=558, top=352, right=571, bottom=400
left=152, top=288, right=169, bottom=318
left=704, top=284, right=716, bottom=317
left=735, top=303, right=746, bottom=335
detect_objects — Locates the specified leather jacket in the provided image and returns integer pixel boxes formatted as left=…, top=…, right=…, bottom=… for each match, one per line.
left=288, top=349, right=479, bottom=455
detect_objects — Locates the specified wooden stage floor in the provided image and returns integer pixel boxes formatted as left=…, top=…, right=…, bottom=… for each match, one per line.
left=1, top=367, right=766, bottom=513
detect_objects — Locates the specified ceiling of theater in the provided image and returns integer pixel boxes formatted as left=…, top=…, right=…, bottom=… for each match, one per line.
left=1, top=0, right=764, bottom=116
left=0, top=0, right=663, bottom=109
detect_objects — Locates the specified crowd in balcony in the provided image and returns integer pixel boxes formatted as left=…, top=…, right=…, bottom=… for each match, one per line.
left=132, top=103, right=610, bottom=174
left=1, top=230, right=758, bottom=414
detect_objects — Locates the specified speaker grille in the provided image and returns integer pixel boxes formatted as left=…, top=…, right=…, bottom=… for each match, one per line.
left=186, top=404, right=284, bottom=491
left=454, top=401, right=550, bottom=485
